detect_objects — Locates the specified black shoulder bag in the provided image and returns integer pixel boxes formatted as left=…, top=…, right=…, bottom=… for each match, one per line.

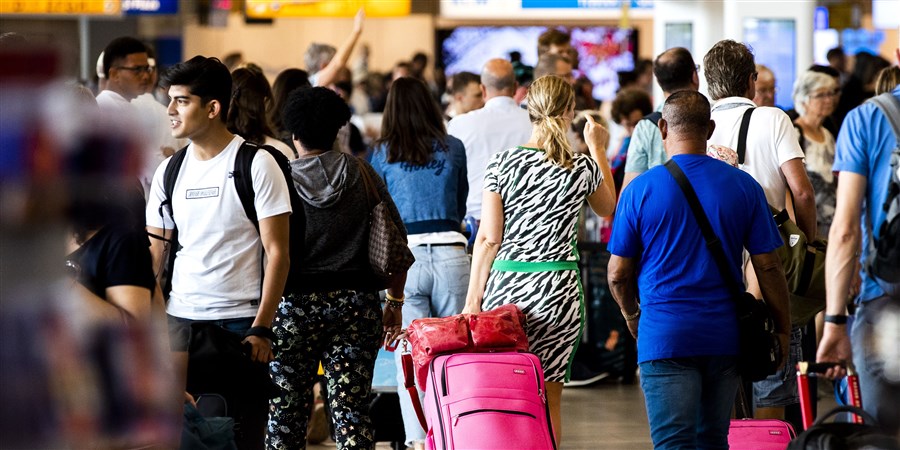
left=664, top=159, right=781, bottom=382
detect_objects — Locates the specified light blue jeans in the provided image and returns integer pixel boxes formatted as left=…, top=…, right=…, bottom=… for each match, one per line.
left=394, top=244, right=470, bottom=446
left=852, top=296, right=900, bottom=434
left=639, top=356, right=740, bottom=450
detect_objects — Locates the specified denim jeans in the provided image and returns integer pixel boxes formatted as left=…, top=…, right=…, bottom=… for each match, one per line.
left=639, top=356, right=740, bottom=450
left=753, top=325, right=804, bottom=407
left=852, top=296, right=900, bottom=434
left=394, top=244, right=470, bottom=446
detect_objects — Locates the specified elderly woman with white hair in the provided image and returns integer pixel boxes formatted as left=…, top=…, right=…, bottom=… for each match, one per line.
left=792, top=70, right=840, bottom=237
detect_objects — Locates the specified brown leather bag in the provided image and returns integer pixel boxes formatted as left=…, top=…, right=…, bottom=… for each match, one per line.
left=356, top=158, right=415, bottom=279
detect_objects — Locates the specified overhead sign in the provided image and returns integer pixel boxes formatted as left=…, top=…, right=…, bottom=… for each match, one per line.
left=441, top=0, right=653, bottom=20
left=123, top=0, right=177, bottom=15
left=521, top=0, right=651, bottom=8
left=0, top=0, right=120, bottom=15
left=245, top=0, right=410, bottom=18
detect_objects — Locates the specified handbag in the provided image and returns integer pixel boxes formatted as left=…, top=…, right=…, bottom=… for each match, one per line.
left=664, top=160, right=781, bottom=382
left=355, top=158, right=415, bottom=279
left=405, top=304, right=529, bottom=390
left=738, top=108, right=827, bottom=326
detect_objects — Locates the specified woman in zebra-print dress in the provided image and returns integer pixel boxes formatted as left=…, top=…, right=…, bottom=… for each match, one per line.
left=463, top=75, right=617, bottom=444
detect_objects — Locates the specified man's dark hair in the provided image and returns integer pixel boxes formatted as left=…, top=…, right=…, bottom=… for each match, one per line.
left=538, top=28, right=570, bottom=56
left=282, top=86, right=350, bottom=151
left=703, top=39, right=756, bottom=101
left=449, top=71, right=480, bottom=95
left=412, top=52, right=428, bottom=65
left=808, top=64, right=841, bottom=81
left=509, top=51, right=522, bottom=63
left=102, top=36, right=147, bottom=78
left=611, top=88, right=653, bottom=125
left=662, top=90, right=711, bottom=136
left=826, top=47, right=844, bottom=62
left=160, top=56, right=232, bottom=123
left=654, top=47, right=696, bottom=93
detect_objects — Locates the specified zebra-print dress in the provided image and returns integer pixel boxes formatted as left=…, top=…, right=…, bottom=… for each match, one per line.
left=482, top=146, right=603, bottom=382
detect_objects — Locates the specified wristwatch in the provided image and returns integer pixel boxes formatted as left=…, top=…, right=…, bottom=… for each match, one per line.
left=824, top=314, right=848, bottom=325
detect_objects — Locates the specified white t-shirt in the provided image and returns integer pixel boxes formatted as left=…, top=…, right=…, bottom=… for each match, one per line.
left=146, top=136, right=292, bottom=320
left=448, top=96, right=532, bottom=219
left=708, top=97, right=805, bottom=209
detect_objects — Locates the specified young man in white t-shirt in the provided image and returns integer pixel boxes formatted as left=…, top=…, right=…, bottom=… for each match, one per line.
left=145, top=55, right=291, bottom=450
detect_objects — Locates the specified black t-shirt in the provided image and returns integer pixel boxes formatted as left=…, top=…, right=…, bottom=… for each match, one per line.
left=67, top=226, right=155, bottom=299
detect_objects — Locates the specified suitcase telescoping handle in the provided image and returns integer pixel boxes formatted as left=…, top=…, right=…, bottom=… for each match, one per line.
left=796, top=361, right=863, bottom=430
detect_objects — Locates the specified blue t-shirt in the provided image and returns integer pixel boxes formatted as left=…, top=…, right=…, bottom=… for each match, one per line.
left=607, top=154, right=783, bottom=363
left=833, top=87, right=900, bottom=302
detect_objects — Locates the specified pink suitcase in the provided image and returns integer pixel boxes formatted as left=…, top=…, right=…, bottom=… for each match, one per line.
left=423, top=352, right=557, bottom=450
left=728, top=418, right=796, bottom=449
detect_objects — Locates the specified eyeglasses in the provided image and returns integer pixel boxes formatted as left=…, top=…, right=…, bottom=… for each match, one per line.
left=752, top=72, right=759, bottom=81
left=115, top=65, right=153, bottom=74
left=694, top=64, right=701, bottom=73
left=809, top=89, right=841, bottom=100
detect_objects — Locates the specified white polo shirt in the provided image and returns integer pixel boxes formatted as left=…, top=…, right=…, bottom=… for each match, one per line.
left=708, top=97, right=805, bottom=209
left=448, top=96, right=533, bottom=219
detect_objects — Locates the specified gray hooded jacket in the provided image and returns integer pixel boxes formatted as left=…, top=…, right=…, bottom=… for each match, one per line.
left=290, top=151, right=404, bottom=293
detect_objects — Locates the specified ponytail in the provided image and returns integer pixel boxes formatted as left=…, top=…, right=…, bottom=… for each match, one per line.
left=527, top=75, right=576, bottom=169
left=537, top=115, right=574, bottom=169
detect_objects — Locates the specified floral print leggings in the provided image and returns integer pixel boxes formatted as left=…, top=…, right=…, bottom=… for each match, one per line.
left=266, top=290, right=382, bottom=450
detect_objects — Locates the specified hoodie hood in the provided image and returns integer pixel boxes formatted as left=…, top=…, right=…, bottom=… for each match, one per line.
left=290, top=151, right=350, bottom=208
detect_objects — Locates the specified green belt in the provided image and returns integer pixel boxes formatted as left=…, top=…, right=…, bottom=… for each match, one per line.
left=492, top=259, right=578, bottom=272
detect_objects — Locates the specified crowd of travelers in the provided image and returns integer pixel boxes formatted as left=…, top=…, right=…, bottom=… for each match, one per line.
left=1, top=14, right=899, bottom=449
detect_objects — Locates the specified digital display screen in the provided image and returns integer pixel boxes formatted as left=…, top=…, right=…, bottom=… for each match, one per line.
left=438, top=26, right=636, bottom=102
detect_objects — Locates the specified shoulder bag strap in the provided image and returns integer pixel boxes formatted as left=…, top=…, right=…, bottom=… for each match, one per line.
left=663, top=160, right=742, bottom=296
left=736, top=107, right=756, bottom=165
left=355, top=156, right=380, bottom=209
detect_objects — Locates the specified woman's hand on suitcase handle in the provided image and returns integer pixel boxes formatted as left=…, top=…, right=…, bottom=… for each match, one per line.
left=816, top=325, right=851, bottom=379
left=382, top=305, right=403, bottom=348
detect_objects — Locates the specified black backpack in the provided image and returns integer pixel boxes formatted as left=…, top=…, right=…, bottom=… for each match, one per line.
left=866, top=93, right=900, bottom=297
left=158, top=141, right=304, bottom=299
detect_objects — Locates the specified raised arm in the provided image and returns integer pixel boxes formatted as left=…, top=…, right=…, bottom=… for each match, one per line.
left=584, top=115, right=616, bottom=216
left=314, top=8, right=364, bottom=88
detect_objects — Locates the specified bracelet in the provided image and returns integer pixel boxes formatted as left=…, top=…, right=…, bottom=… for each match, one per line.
left=622, top=308, right=641, bottom=321
left=824, top=314, right=848, bottom=325
left=245, top=326, right=277, bottom=342
left=385, top=292, right=405, bottom=303
left=385, top=299, right=404, bottom=309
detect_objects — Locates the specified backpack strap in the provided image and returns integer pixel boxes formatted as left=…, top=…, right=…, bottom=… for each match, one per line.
left=736, top=107, right=755, bottom=165
left=642, top=111, right=663, bottom=127
left=867, top=93, right=900, bottom=144
left=233, top=142, right=261, bottom=232
left=160, top=144, right=189, bottom=227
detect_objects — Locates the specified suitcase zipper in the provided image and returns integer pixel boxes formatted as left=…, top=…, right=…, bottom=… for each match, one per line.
left=432, top=359, right=447, bottom=450
left=453, top=409, right=537, bottom=426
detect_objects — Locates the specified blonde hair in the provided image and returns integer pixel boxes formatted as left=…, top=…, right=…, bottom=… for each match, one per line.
left=527, top=75, right=576, bottom=169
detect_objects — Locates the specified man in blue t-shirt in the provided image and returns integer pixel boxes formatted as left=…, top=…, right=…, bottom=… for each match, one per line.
left=817, top=83, right=900, bottom=434
left=607, top=91, right=791, bottom=449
